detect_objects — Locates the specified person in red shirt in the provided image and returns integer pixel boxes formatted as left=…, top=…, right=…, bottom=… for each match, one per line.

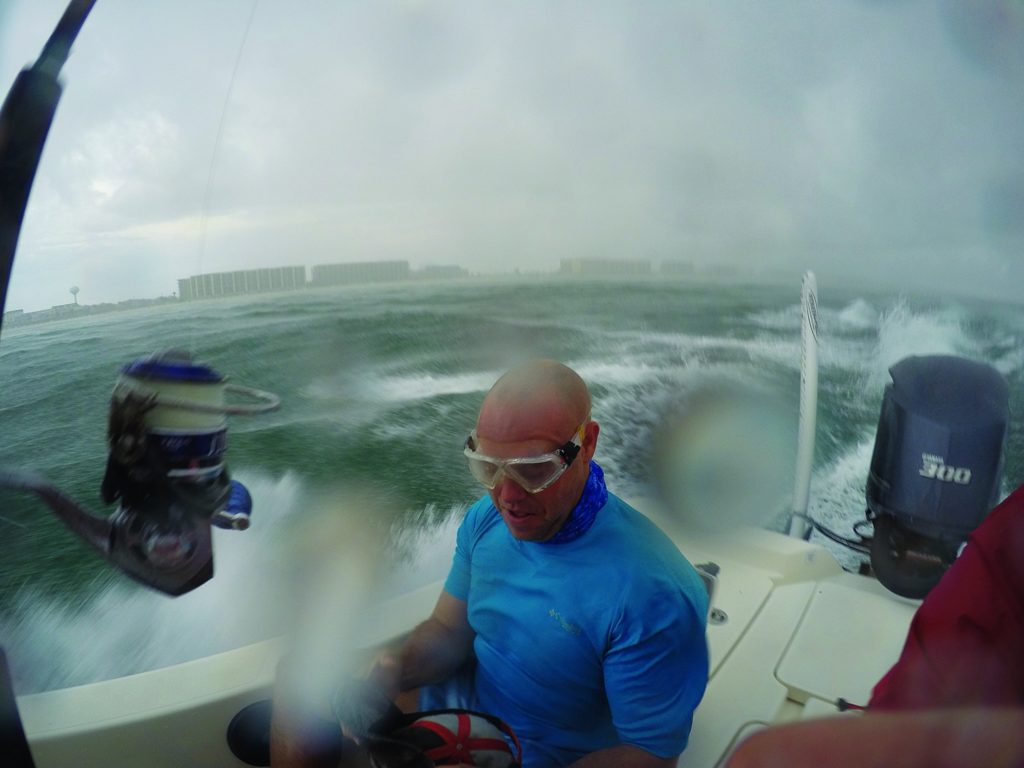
left=870, top=483, right=1024, bottom=708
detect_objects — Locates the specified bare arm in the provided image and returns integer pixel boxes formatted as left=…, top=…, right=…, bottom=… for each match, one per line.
left=373, top=590, right=475, bottom=696
left=568, top=744, right=677, bottom=768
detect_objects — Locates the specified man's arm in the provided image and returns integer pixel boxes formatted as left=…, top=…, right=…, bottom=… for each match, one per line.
left=599, top=584, right=708, bottom=767
left=568, top=744, right=677, bottom=768
left=372, top=589, right=475, bottom=697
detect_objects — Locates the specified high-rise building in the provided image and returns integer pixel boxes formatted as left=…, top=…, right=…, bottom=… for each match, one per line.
left=559, top=258, right=652, bottom=276
left=310, top=260, right=410, bottom=286
left=177, top=266, right=306, bottom=300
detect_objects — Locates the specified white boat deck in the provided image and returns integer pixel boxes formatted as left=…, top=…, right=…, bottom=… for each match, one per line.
left=17, top=521, right=919, bottom=768
left=674, top=527, right=917, bottom=766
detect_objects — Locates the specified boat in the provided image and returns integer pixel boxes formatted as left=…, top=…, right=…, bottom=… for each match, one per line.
left=2, top=3, right=1021, bottom=767
left=12, top=517, right=920, bottom=768
left=11, top=278, right=1006, bottom=768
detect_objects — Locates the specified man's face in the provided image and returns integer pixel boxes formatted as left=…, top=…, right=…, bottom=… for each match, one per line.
left=475, top=399, right=598, bottom=542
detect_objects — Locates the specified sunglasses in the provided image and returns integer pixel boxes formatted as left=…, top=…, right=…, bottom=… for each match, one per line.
left=464, top=423, right=586, bottom=494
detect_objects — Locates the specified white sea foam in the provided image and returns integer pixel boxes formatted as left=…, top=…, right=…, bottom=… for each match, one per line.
left=378, top=371, right=500, bottom=401
left=591, top=355, right=790, bottom=503
left=994, top=347, right=1024, bottom=378
left=805, top=434, right=876, bottom=571
left=3, top=471, right=303, bottom=692
left=870, top=299, right=976, bottom=387
left=677, top=333, right=801, bottom=367
left=571, top=360, right=664, bottom=388
left=2, top=470, right=459, bottom=694
left=748, top=304, right=802, bottom=331
left=836, top=298, right=878, bottom=330
left=346, top=369, right=502, bottom=403
left=819, top=323, right=876, bottom=368
left=384, top=503, right=464, bottom=596
left=594, top=330, right=804, bottom=375
left=583, top=325, right=804, bottom=371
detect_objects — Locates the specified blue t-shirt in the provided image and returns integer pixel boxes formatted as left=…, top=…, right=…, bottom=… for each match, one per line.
left=444, top=492, right=709, bottom=768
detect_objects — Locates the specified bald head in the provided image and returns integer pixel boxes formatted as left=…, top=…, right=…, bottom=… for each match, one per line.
left=477, top=360, right=592, bottom=444
left=473, top=361, right=600, bottom=538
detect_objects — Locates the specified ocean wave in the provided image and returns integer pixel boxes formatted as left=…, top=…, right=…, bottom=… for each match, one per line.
left=368, top=370, right=503, bottom=402
left=384, top=503, right=464, bottom=596
left=597, top=329, right=804, bottom=372
left=571, top=359, right=665, bottom=388
left=805, top=433, right=876, bottom=571
left=836, top=298, right=878, bottom=330
left=747, top=304, right=802, bottom=331
left=750, top=296, right=879, bottom=336
left=870, top=299, right=977, bottom=386
left=995, top=348, right=1024, bottom=377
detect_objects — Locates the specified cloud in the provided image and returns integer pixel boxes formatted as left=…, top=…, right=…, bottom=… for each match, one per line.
left=2, top=0, right=1022, bottom=311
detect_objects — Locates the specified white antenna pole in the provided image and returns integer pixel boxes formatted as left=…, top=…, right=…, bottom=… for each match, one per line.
left=788, top=271, right=819, bottom=540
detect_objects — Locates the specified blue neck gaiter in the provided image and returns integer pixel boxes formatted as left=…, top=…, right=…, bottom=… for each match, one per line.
left=544, top=461, right=607, bottom=545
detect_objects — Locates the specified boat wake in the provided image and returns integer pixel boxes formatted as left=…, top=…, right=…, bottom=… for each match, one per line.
left=1, top=471, right=464, bottom=695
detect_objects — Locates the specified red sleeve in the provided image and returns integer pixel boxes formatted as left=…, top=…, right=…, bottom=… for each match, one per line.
left=870, top=484, right=1024, bottom=710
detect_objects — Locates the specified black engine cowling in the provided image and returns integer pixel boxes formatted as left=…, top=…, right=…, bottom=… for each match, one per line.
left=867, top=355, right=1009, bottom=599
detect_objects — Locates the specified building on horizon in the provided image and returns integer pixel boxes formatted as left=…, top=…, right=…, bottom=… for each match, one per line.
left=4, top=296, right=180, bottom=328
left=697, top=262, right=740, bottom=279
left=178, top=267, right=306, bottom=300
left=559, top=257, right=652, bottom=277
left=413, top=265, right=469, bottom=280
left=310, top=260, right=409, bottom=286
left=660, top=260, right=694, bottom=276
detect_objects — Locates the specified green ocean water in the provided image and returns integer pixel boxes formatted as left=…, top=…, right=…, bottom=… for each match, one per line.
left=0, top=276, right=1021, bottom=693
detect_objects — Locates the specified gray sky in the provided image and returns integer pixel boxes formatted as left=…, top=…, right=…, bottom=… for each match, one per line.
left=1, top=0, right=1022, bottom=311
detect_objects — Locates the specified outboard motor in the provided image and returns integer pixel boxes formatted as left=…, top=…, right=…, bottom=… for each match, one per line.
left=866, top=355, right=1009, bottom=599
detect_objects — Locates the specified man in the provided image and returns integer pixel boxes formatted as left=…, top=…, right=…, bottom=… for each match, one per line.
left=371, top=359, right=710, bottom=767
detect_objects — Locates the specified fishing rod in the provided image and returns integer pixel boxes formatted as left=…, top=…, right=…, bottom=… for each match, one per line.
left=0, top=4, right=100, bottom=765
left=0, top=0, right=99, bottom=332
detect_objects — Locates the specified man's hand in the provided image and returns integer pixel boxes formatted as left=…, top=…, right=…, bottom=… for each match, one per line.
left=366, top=654, right=402, bottom=701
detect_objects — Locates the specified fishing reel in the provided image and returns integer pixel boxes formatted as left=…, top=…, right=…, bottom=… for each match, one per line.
left=0, top=350, right=278, bottom=596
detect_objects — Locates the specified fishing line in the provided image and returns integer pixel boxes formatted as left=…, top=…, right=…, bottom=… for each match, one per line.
left=189, top=0, right=260, bottom=353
